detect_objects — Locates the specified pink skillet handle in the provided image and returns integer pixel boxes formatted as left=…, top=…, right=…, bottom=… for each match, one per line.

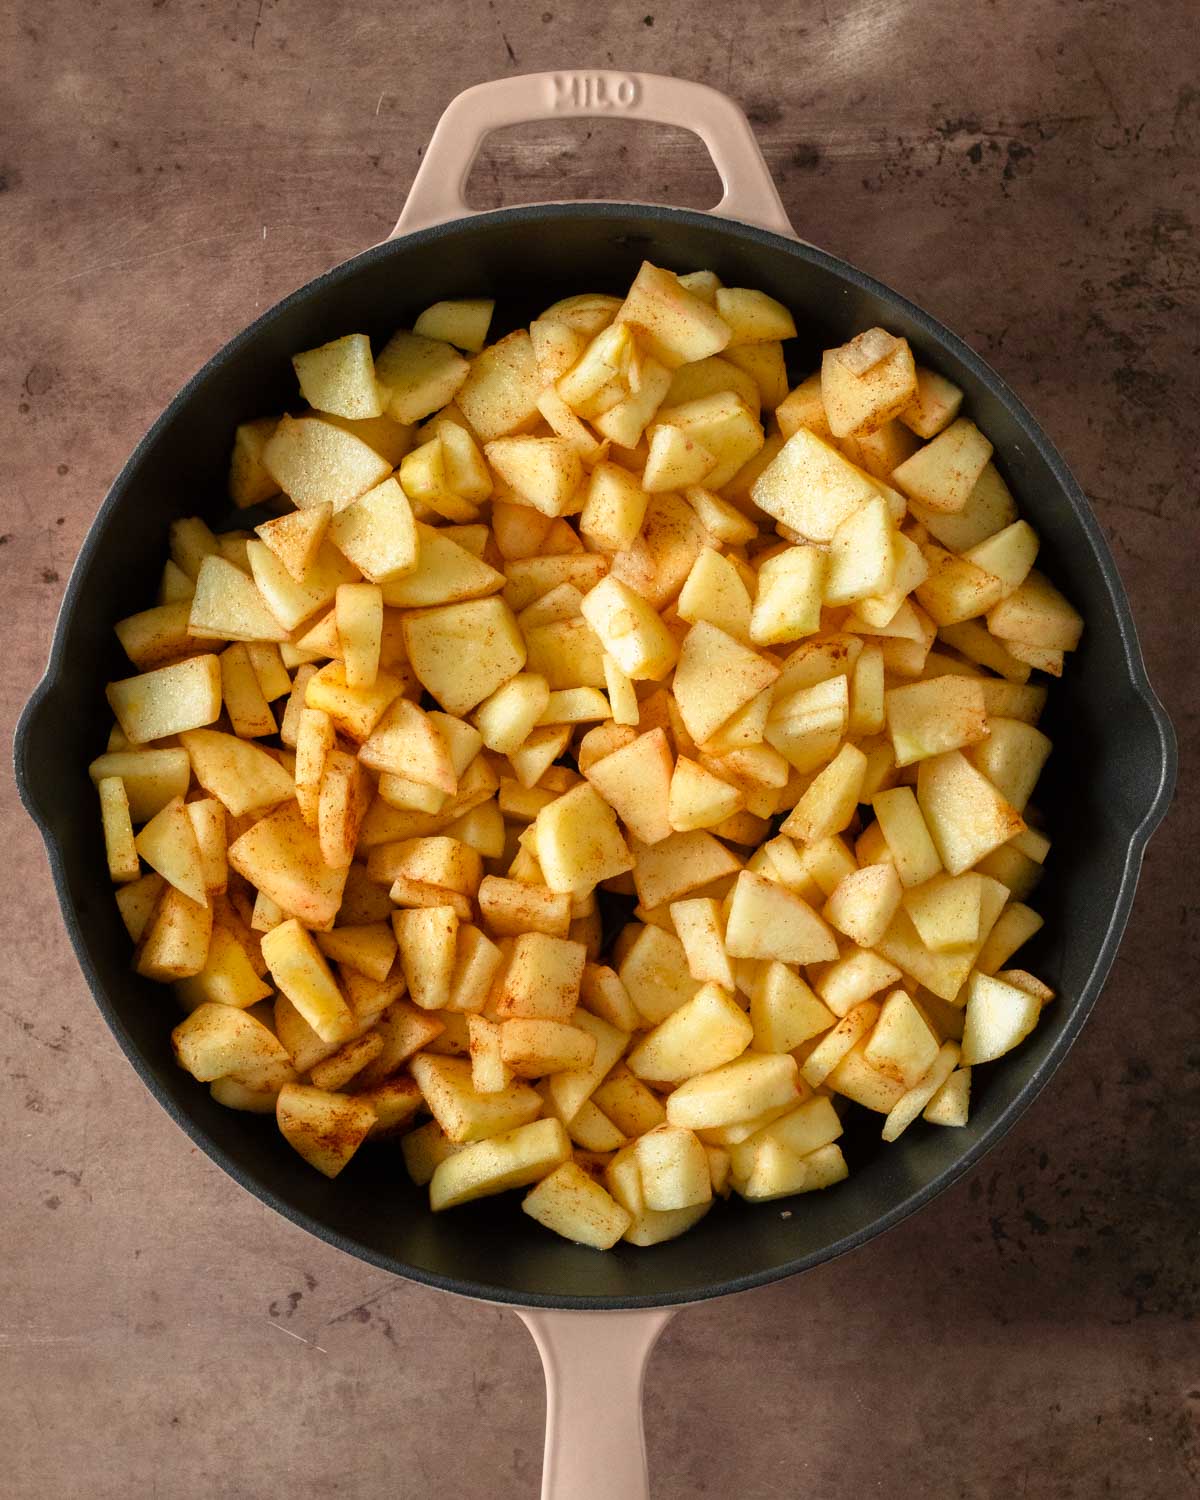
left=390, top=70, right=795, bottom=239
left=515, top=1306, right=676, bottom=1500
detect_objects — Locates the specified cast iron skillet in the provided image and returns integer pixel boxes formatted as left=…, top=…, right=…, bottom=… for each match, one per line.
left=13, top=72, right=1175, bottom=1499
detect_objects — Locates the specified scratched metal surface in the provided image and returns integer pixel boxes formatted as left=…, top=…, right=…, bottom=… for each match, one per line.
left=2, top=2, right=1197, bottom=1496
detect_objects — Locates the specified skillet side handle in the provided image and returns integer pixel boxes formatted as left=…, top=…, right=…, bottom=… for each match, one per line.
left=516, top=1306, right=675, bottom=1500
left=13, top=677, right=58, bottom=836
left=1130, top=678, right=1177, bottom=847
left=392, top=71, right=793, bottom=239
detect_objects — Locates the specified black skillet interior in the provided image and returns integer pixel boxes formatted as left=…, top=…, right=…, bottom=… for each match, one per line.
left=14, top=205, right=1175, bottom=1308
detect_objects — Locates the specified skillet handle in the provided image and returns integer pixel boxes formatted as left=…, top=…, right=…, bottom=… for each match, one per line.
left=516, top=1306, right=675, bottom=1500
left=391, top=71, right=794, bottom=239
left=1129, top=678, right=1177, bottom=845
left=14, top=676, right=58, bottom=836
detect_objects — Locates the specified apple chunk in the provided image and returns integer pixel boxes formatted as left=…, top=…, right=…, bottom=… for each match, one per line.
left=724, top=870, right=838, bottom=965
left=615, top=261, right=732, bottom=368
left=411, top=1053, right=543, bottom=1144
left=107, top=655, right=221, bottom=745
left=584, top=729, right=675, bottom=845
left=484, top=436, right=583, bottom=518
left=276, top=1084, right=376, bottom=1178
left=917, top=751, right=1026, bottom=876
left=960, top=971, right=1042, bottom=1065
left=402, top=597, right=527, bottom=715
left=172, top=1002, right=291, bottom=1083
left=263, top=415, right=392, bottom=510
left=429, top=1118, right=570, bottom=1210
left=891, top=418, right=993, bottom=514
left=522, top=1162, right=631, bottom=1249
left=821, top=333, right=916, bottom=438
left=750, top=961, right=836, bottom=1052
left=293, top=333, right=383, bottom=420
left=535, top=783, right=634, bottom=895
left=886, top=676, right=989, bottom=766
left=261, top=919, right=355, bottom=1044
left=580, top=575, right=679, bottom=682
left=227, top=801, right=348, bottom=927
left=673, top=622, right=780, bottom=746
left=627, top=983, right=752, bottom=1086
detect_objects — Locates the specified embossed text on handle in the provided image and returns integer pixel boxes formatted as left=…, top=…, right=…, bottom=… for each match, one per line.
left=550, top=73, right=642, bottom=111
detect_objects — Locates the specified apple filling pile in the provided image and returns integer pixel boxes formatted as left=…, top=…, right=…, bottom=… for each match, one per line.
left=91, top=262, right=1081, bottom=1250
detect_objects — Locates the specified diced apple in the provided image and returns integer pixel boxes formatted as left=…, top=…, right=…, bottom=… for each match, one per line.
left=880, top=1040, right=961, bottom=1142
left=725, top=869, right=839, bottom=965
left=708, top=287, right=794, bottom=347
left=965, top=718, right=1052, bottom=813
left=173, top=1002, right=291, bottom=1083
left=89, top=749, right=192, bottom=824
left=293, top=333, right=382, bottom=420
left=455, top=329, right=542, bottom=440
left=676, top=548, right=753, bottom=642
left=821, top=334, right=916, bottom=438
left=634, top=1124, right=712, bottom=1210
left=800, top=1001, right=879, bottom=1088
left=886, top=675, right=989, bottom=766
left=823, top=861, right=903, bottom=949
left=781, top=743, right=868, bottom=845
left=411, top=1053, right=543, bottom=1144
left=666, top=1052, right=799, bottom=1130
left=261, top=918, right=355, bottom=1044
left=135, top=795, right=207, bottom=905
left=650, top=391, right=763, bottom=490
left=499, top=1018, right=597, bottom=1077
left=870, top=786, right=943, bottom=887
left=987, top=569, right=1084, bottom=652
left=429, top=1117, right=571, bottom=1209
left=522, top=1161, right=632, bottom=1249
left=750, top=546, right=823, bottom=645
left=584, top=728, right=674, bottom=845
left=752, top=427, right=878, bottom=543
left=975, top=902, right=1044, bottom=976
left=485, top=435, right=583, bottom=518
left=375, top=331, right=469, bottom=424
left=106, top=655, right=222, bottom=745
left=134, top=886, right=213, bottom=980
left=229, top=416, right=281, bottom=508
left=263, top=415, right=392, bottom=510
left=668, top=897, right=736, bottom=990
left=902, top=872, right=983, bottom=952
left=627, top=983, right=752, bottom=1086
left=402, top=596, right=526, bottom=715
left=615, top=261, right=732, bottom=368
left=917, top=750, right=1025, bottom=876
left=924, top=1066, right=972, bottom=1126
left=628, top=830, right=742, bottom=911
left=673, top=622, right=780, bottom=746
left=891, top=418, right=993, bottom=514
left=414, top=298, right=494, bottom=353
left=617, top=922, right=700, bottom=1025
left=899, top=366, right=963, bottom=438
left=667, top=757, right=743, bottom=833
left=579, top=461, right=650, bottom=552
left=749, top=961, right=834, bottom=1052
left=862, top=989, right=940, bottom=1088
left=642, top=423, right=717, bottom=492
left=810, top=948, right=903, bottom=1017
left=228, top=801, right=348, bottom=926
left=534, top=782, right=634, bottom=895
left=98, top=776, right=140, bottom=883
left=578, top=574, right=678, bottom=683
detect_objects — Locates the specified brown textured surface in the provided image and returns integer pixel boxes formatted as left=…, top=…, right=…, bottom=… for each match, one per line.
left=2, top=3, right=1197, bottom=1495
